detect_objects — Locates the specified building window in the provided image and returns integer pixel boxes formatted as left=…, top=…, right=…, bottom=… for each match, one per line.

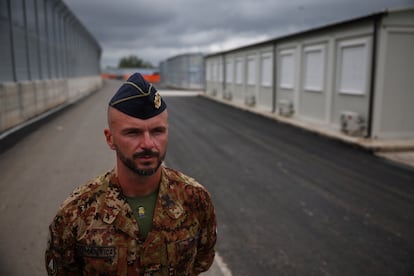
left=261, top=53, right=273, bottom=87
left=303, top=45, right=325, bottom=92
left=337, top=38, right=370, bottom=95
left=236, top=58, right=244, bottom=84
left=279, top=49, right=295, bottom=89
left=247, top=55, right=256, bottom=85
left=226, top=59, right=233, bottom=83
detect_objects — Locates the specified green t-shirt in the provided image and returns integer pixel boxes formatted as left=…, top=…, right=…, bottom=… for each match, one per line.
left=125, top=189, right=159, bottom=240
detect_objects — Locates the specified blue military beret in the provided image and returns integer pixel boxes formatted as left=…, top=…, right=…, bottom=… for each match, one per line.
left=109, top=73, right=166, bottom=119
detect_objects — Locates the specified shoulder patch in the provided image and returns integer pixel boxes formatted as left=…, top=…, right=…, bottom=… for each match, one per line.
left=45, top=251, right=58, bottom=276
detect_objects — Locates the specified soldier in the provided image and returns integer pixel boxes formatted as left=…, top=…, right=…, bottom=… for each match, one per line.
left=45, top=73, right=217, bottom=275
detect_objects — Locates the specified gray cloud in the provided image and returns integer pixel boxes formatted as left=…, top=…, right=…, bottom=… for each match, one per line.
left=63, top=0, right=413, bottom=68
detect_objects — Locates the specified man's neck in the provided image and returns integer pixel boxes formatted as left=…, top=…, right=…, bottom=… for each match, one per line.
left=116, top=164, right=162, bottom=197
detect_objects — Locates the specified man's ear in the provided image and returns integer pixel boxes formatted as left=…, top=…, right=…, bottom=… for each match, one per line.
left=104, top=128, right=116, bottom=150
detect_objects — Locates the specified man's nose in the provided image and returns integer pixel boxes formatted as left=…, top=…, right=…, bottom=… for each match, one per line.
left=141, top=132, right=155, bottom=148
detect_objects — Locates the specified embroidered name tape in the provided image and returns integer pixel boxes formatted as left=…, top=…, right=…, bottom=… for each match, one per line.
left=76, top=245, right=116, bottom=258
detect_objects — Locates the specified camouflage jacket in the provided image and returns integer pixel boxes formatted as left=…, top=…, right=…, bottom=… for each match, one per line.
left=45, top=166, right=217, bottom=276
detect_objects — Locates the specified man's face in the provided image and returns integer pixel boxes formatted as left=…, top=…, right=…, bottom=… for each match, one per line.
left=105, top=107, right=168, bottom=176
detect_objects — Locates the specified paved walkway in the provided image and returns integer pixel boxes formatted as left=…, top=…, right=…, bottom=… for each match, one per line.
left=376, top=150, right=414, bottom=169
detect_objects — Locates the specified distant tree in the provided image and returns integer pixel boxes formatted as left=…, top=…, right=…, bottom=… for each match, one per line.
left=118, top=55, right=154, bottom=68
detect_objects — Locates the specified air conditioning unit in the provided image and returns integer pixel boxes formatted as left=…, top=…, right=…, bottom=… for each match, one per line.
left=277, top=100, right=294, bottom=117
left=245, top=95, right=256, bottom=106
left=340, top=111, right=366, bottom=137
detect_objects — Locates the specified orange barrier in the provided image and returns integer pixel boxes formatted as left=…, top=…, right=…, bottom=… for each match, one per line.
left=102, top=72, right=160, bottom=84
left=101, top=73, right=118, bottom=79
left=122, top=73, right=160, bottom=84
left=144, top=74, right=160, bottom=84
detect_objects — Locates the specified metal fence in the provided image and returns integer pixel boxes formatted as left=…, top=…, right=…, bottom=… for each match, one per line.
left=0, top=0, right=101, bottom=83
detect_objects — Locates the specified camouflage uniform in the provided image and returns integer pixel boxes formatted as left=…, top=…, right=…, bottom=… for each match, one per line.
left=45, top=166, right=217, bottom=275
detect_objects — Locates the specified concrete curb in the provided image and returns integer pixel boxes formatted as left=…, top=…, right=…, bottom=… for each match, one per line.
left=200, top=94, right=414, bottom=152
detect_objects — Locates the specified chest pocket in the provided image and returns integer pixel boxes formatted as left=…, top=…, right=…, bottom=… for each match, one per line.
left=167, top=235, right=199, bottom=273
left=76, top=225, right=132, bottom=274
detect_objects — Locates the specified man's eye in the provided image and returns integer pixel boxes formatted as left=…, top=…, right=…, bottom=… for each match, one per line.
left=153, top=128, right=165, bottom=134
left=125, top=130, right=139, bottom=136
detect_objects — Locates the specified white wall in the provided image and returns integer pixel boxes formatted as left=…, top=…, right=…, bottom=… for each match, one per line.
left=372, top=9, right=414, bottom=139
left=0, top=76, right=102, bottom=133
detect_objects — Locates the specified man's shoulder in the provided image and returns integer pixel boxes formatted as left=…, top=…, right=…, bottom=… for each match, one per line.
left=59, top=170, right=114, bottom=210
left=162, top=166, right=213, bottom=202
left=162, top=167, right=214, bottom=214
left=163, top=167, right=204, bottom=189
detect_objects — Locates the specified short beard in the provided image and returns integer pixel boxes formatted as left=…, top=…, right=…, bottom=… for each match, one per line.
left=117, top=148, right=164, bottom=176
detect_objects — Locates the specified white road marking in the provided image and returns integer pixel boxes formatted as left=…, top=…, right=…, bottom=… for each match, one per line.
left=214, top=252, right=233, bottom=276
left=158, top=90, right=201, bottom=97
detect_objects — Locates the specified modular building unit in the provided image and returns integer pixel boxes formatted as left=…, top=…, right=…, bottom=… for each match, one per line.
left=372, top=10, right=414, bottom=139
left=205, top=8, right=414, bottom=140
left=275, top=17, right=376, bottom=137
left=213, top=46, right=275, bottom=112
left=160, top=53, right=205, bottom=90
left=205, top=55, right=223, bottom=97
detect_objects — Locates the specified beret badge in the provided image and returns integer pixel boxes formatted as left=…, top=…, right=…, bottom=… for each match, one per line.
left=154, top=92, right=161, bottom=109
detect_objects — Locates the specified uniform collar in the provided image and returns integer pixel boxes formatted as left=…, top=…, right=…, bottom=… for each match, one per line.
left=100, top=167, right=184, bottom=236
left=101, top=170, right=138, bottom=238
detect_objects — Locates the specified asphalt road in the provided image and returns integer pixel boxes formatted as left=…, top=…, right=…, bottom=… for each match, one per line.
left=166, top=97, right=414, bottom=275
left=0, top=80, right=413, bottom=275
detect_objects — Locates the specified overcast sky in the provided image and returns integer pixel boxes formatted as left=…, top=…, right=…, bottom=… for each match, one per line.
left=62, top=0, right=413, bottom=68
